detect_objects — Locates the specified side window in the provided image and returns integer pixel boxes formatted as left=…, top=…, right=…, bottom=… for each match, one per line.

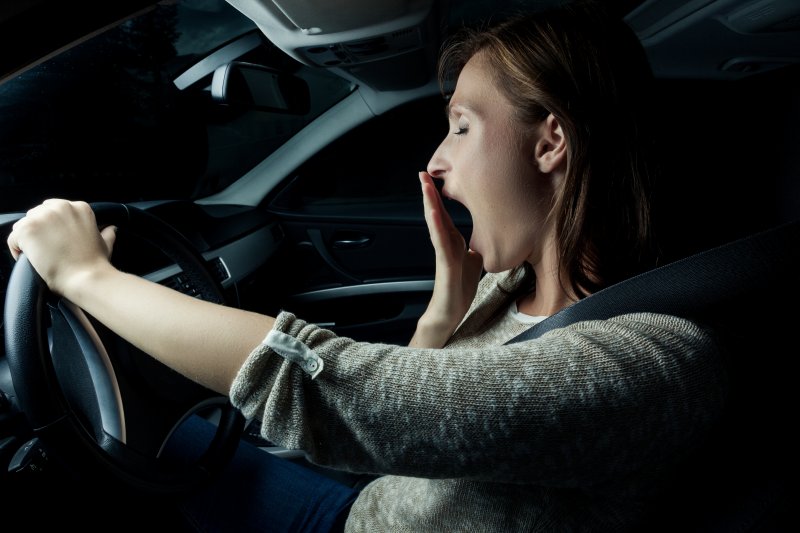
left=268, top=96, right=449, bottom=213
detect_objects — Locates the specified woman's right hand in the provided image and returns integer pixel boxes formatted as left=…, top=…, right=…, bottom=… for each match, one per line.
left=7, top=198, right=271, bottom=395
left=409, top=172, right=483, bottom=348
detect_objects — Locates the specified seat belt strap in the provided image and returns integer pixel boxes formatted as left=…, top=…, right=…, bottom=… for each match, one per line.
left=505, top=219, right=800, bottom=344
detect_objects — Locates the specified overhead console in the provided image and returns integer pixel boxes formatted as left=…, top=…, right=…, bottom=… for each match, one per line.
left=224, top=0, right=800, bottom=84
left=225, top=0, right=438, bottom=90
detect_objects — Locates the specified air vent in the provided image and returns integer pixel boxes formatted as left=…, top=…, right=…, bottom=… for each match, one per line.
left=343, top=37, right=390, bottom=58
left=208, top=257, right=231, bottom=284
left=625, top=0, right=715, bottom=39
left=391, top=27, right=415, bottom=39
left=724, top=0, right=800, bottom=33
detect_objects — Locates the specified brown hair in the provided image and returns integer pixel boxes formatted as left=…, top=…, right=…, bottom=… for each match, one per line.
left=438, top=0, right=659, bottom=298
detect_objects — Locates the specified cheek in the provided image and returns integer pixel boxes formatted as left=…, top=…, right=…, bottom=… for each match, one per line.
left=463, top=126, right=537, bottom=214
left=484, top=124, right=532, bottom=175
left=481, top=162, right=548, bottom=264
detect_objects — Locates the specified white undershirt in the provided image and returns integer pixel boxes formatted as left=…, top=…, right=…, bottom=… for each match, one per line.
left=507, top=300, right=548, bottom=325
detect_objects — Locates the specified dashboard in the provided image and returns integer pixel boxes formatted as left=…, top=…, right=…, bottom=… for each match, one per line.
left=127, top=201, right=284, bottom=302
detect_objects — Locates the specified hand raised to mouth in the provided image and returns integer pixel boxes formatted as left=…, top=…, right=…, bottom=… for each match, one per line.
left=409, top=171, right=483, bottom=348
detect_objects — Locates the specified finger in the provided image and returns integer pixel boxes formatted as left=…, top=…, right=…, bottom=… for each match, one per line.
left=419, top=173, right=449, bottom=245
left=419, top=171, right=437, bottom=209
left=8, top=214, right=37, bottom=261
left=419, top=172, right=457, bottom=234
left=419, top=172, right=449, bottom=222
left=419, top=172, right=440, bottom=228
left=100, top=225, right=117, bottom=257
left=420, top=172, right=462, bottom=241
left=7, top=231, right=21, bottom=261
left=465, top=248, right=484, bottom=278
left=419, top=174, right=468, bottom=267
left=25, top=203, right=47, bottom=218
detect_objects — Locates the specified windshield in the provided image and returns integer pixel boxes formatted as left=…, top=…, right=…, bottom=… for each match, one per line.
left=0, top=0, right=354, bottom=212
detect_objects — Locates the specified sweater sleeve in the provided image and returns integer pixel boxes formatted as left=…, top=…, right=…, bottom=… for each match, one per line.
left=229, top=310, right=727, bottom=487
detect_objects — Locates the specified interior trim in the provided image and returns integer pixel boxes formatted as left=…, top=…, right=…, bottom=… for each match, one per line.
left=290, top=280, right=433, bottom=302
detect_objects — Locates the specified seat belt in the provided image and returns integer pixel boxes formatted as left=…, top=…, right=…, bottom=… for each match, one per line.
left=504, top=218, right=800, bottom=344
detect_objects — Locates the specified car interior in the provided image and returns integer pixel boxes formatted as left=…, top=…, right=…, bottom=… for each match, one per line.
left=0, top=0, right=798, bottom=530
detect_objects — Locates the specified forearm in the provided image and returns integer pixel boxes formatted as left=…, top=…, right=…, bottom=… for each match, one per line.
left=408, top=312, right=458, bottom=348
left=412, top=171, right=483, bottom=348
left=66, top=263, right=274, bottom=394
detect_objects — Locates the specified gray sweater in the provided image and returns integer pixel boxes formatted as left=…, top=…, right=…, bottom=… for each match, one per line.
left=230, top=269, right=728, bottom=531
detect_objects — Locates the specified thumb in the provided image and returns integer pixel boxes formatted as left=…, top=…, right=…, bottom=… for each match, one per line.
left=465, top=248, right=484, bottom=282
left=100, top=225, right=117, bottom=257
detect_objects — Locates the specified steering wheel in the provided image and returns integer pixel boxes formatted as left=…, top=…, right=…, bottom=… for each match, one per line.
left=3, top=202, right=245, bottom=495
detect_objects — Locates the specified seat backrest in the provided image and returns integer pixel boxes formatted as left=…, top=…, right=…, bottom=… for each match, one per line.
left=506, top=220, right=800, bottom=531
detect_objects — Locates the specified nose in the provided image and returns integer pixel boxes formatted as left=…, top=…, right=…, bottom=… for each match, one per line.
left=426, top=137, right=450, bottom=179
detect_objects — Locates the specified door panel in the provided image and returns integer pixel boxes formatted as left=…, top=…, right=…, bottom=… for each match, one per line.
left=263, top=200, right=471, bottom=344
left=252, top=95, right=473, bottom=344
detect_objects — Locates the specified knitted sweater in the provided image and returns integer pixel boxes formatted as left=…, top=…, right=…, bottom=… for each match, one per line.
left=229, top=269, right=728, bottom=531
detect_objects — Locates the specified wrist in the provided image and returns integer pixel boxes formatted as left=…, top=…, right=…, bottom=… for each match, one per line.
left=409, top=312, right=458, bottom=348
left=57, top=260, right=117, bottom=303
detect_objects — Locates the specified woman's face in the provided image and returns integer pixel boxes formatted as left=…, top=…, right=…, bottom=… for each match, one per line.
left=427, top=53, right=559, bottom=273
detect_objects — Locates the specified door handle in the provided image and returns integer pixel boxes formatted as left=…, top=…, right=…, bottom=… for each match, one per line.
left=307, top=229, right=361, bottom=283
left=332, top=231, right=372, bottom=249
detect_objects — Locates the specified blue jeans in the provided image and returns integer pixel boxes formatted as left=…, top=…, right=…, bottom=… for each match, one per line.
left=163, top=415, right=361, bottom=532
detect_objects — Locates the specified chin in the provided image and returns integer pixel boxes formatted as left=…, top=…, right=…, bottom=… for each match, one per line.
left=481, top=250, right=529, bottom=274
left=481, top=257, right=508, bottom=274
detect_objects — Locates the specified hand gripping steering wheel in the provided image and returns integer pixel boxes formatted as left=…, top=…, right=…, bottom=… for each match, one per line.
left=3, top=202, right=245, bottom=495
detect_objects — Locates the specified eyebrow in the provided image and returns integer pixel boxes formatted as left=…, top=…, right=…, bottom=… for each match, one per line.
left=445, top=101, right=470, bottom=119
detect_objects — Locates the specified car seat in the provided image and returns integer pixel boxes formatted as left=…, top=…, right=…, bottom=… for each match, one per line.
left=506, top=219, right=799, bottom=532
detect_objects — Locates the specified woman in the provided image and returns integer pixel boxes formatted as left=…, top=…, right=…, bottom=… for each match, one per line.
left=7, top=1, right=727, bottom=531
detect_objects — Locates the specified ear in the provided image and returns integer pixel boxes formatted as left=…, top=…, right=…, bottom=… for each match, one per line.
left=533, top=114, right=567, bottom=174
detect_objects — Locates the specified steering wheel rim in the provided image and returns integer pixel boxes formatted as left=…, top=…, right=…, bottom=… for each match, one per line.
left=3, top=202, right=245, bottom=495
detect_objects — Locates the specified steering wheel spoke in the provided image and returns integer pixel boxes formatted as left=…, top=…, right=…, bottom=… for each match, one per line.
left=49, top=299, right=126, bottom=444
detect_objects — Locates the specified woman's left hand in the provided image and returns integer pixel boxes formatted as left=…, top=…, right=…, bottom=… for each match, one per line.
left=410, top=172, right=483, bottom=348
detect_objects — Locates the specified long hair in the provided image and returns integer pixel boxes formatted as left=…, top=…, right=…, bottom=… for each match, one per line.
left=438, top=0, right=659, bottom=298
